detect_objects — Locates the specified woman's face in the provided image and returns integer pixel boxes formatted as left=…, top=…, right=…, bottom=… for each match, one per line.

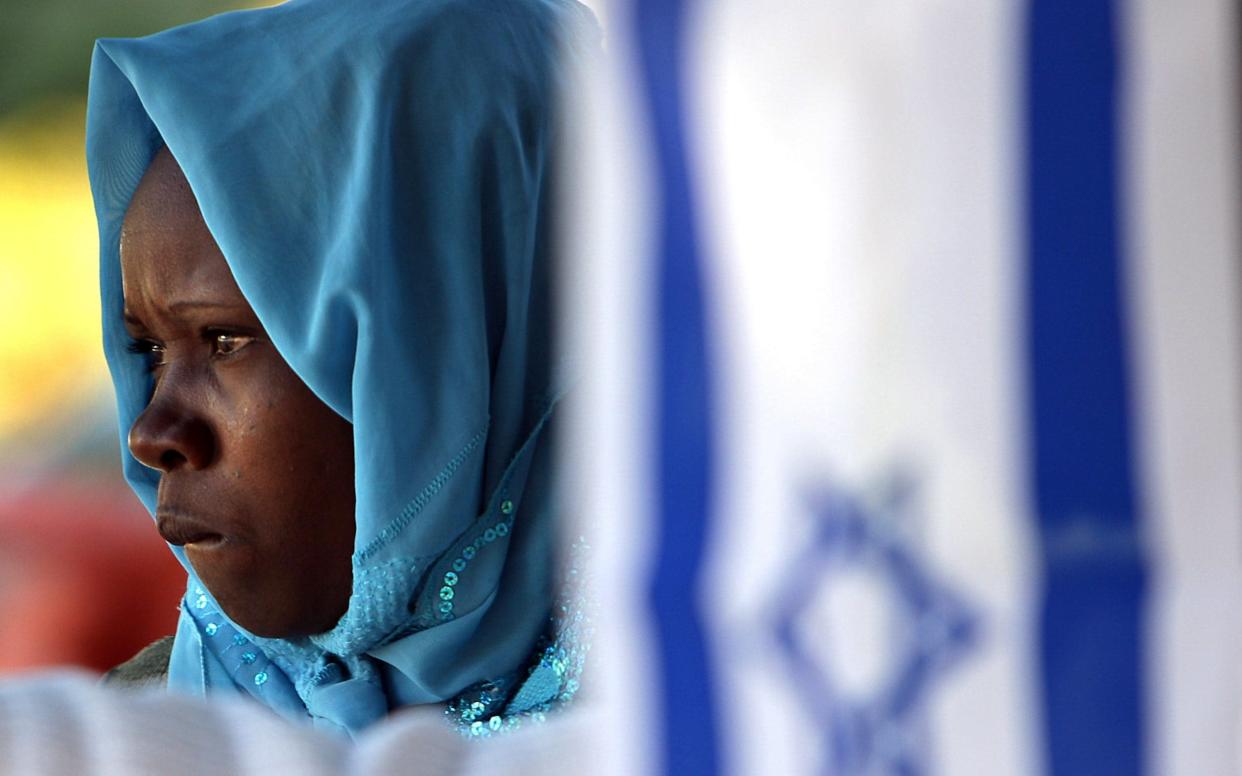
left=119, top=148, right=355, bottom=638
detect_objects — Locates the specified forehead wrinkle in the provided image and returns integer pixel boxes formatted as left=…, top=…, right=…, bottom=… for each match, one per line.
left=121, top=147, right=208, bottom=249
left=120, top=147, right=241, bottom=309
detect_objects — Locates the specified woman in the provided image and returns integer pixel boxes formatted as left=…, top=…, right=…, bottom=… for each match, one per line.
left=87, top=0, right=594, bottom=736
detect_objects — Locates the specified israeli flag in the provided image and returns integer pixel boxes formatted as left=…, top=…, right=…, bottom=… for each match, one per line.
left=564, top=1, right=1242, bottom=774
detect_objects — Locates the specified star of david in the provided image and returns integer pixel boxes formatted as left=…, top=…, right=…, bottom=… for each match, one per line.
left=773, top=477, right=980, bottom=775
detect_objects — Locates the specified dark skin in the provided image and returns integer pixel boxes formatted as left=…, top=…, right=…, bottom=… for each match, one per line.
left=121, top=147, right=355, bottom=638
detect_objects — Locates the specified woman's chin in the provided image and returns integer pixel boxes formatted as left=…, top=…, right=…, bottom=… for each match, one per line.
left=191, top=567, right=350, bottom=640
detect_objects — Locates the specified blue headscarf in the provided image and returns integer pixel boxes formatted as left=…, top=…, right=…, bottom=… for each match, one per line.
left=86, top=0, right=594, bottom=735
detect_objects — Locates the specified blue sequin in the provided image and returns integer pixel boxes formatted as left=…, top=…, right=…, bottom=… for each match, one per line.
left=195, top=594, right=208, bottom=609
left=445, top=571, right=459, bottom=586
left=484, top=528, right=497, bottom=542
left=254, top=672, right=268, bottom=686
left=463, top=546, right=476, bottom=560
left=241, top=652, right=257, bottom=664
left=205, top=623, right=219, bottom=636
left=452, top=558, right=467, bottom=572
left=496, top=523, right=509, bottom=537
left=500, top=499, right=514, bottom=515
left=444, top=536, right=593, bottom=739
left=439, top=586, right=455, bottom=601
left=233, top=634, right=247, bottom=646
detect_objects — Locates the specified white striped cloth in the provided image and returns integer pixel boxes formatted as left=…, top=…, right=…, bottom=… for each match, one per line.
left=0, top=671, right=602, bottom=775
left=562, top=1, right=1242, bottom=774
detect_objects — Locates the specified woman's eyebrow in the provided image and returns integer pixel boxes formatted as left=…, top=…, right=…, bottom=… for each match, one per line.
left=122, top=300, right=253, bottom=327
left=163, top=299, right=250, bottom=314
left=125, top=300, right=250, bottom=318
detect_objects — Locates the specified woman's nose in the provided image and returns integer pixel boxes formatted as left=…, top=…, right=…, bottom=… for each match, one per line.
left=127, top=391, right=216, bottom=472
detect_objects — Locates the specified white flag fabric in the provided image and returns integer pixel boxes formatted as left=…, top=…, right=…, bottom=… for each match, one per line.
left=0, top=671, right=604, bottom=775
left=564, top=1, right=1242, bottom=775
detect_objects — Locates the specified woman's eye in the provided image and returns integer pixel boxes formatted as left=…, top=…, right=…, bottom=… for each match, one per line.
left=211, top=332, right=254, bottom=357
left=125, top=339, right=167, bottom=370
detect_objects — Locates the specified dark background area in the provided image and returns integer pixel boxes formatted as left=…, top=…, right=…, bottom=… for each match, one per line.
left=0, top=1, right=243, bottom=117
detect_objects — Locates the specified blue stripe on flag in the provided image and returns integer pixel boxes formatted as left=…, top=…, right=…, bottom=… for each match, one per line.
left=1025, top=2, right=1147, bottom=773
left=632, top=0, right=721, bottom=773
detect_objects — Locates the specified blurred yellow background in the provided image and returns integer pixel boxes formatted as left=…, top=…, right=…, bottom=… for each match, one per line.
left=0, top=100, right=102, bottom=436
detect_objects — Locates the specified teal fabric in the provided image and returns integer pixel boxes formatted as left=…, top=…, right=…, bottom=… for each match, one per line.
left=86, top=0, right=593, bottom=736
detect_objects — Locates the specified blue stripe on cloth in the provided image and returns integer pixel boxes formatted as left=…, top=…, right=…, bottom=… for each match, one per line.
left=631, top=0, right=721, bottom=773
left=1025, top=2, right=1148, bottom=773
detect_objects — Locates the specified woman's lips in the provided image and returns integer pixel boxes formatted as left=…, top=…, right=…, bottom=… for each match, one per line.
left=156, top=510, right=225, bottom=547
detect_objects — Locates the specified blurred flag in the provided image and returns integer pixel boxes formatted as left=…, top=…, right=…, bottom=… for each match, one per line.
left=564, top=1, right=1242, bottom=774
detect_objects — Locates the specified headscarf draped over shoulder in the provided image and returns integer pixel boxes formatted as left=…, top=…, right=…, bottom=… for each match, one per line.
left=87, top=0, right=595, bottom=735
